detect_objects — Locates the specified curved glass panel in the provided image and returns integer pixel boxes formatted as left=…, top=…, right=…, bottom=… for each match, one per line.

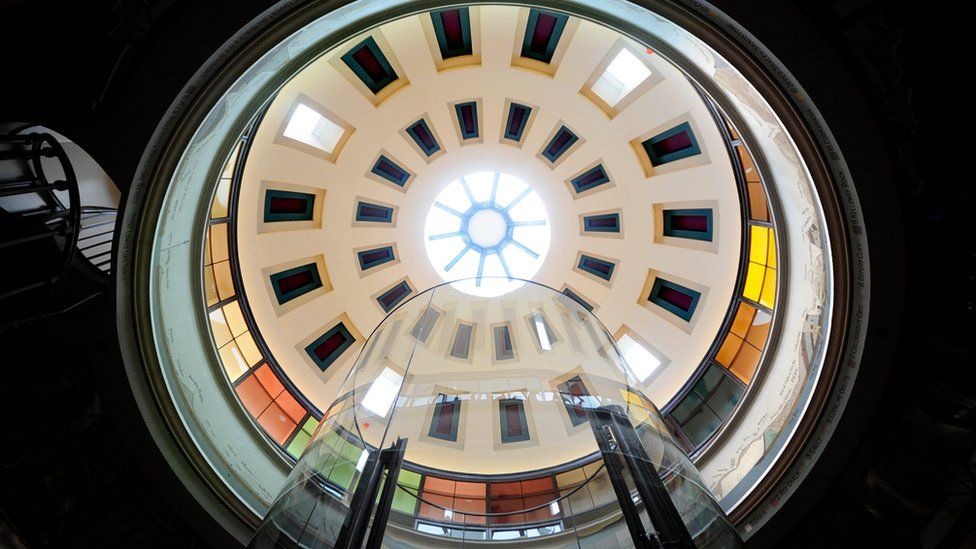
left=251, top=279, right=740, bottom=547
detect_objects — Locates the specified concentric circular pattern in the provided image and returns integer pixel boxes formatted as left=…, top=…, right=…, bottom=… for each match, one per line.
left=193, top=3, right=818, bottom=509
left=424, top=172, right=550, bottom=297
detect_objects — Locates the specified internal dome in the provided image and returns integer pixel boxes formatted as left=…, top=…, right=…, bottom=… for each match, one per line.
left=424, top=172, right=551, bottom=297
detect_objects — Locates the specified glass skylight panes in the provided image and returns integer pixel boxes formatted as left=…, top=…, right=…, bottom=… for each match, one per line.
left=591, top=48, right=651, bottom=107
left=283, top=103, right=344, bottom=153
left=361, top=366, right=403, bottom=417
left=618, top=334, right=662, bottom=382
left=424, top=172, right=551, bottom=297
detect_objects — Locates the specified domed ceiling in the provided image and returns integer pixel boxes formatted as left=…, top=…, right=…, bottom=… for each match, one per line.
left=231, top=4, right=743, bottom=408
left=199, top=2, right=791, bottom=505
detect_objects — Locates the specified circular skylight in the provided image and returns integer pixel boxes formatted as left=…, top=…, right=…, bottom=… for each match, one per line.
left=424, top=172, right=551, bottom=297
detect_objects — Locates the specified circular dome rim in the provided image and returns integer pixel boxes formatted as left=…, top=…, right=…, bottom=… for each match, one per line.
left=113, top=0, right=870, bottom=539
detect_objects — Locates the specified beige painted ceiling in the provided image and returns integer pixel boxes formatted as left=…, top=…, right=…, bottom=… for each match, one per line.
left=235, top=5, right=742, bottom=418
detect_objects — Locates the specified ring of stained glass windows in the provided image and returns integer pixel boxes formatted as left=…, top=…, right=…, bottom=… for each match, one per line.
left=424, top=172, right=551, bottom=297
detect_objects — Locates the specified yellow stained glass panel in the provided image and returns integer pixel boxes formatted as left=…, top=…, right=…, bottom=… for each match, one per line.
left=223, top=301, right=248, bottom=338
left=743, top=262, right=764, bottom=302
left=218, top=340, right=249, bottom=381
left=204, top=265, right=219, bottom=307
left=210, top=177, right=231, bottom=219
left=208, top=308, right=232, bottom=348
left=767, top=229, right=777, bottom=269
left=749, top=225, right=768, bottom=264
left=213, top=260, right=236, bottom=301
left=236, top=331, right=263, bottom=367
left=760, top=267, right=776, bottom=308
left=210, top=222, right=229, bottom=263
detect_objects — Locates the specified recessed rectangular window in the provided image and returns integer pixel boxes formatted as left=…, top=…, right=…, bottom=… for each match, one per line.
left=357, top=245, right=396, bottom=271
left=663, top=208, right=713, bottom=241
left=269, top=263, right=322, bottom=305
left=499, top=398, right=530, bottom=443
left=410, top=308, right=441, bottom=343
left=521, top=9, right=569, bottom=64
left=376, top=280, right=412, bottom=313
left=557, top=376, right=590, bottom=426
left=429, top=394, right=462, bottom=441
left=305, top=322, right=355, bottom=371
left=371, top=154, right=411, bottom=187
left=648, top=278, right=701, bottom=322
left=340, top=36, right=399, bottom=94
left=264, top=189, right=315, bottom=222
left=591, top=48, right=652, bottom=107
left=642, top=121, right=701, bottom=166
left=529, top=312, right=557, bottom=351
left=493, top=324, right=515, bottom=360
left=454, top=101, right=479, bottom=140
left=577, top=254, right=616, bottom=282
left=431, top=7, right=473, bottom=59
left=450, top=322, right=475, bottom=359
left=504, top=102, right=532, bottom=143
left=405, top=118, right=442, bottom=157
left=361, top=366, right=403, bottom=418
left=570, top=165, right=610, bottom=194
left=617, top=334, right=662, bottom=382
left=282, top=103, right=346, bottom=154
left=542, top=126, right=578, bottom=163
left=583, top=212, right=620, bottom=234
left=355, top=200, right=394, bottom=223
left=562, top=287, right=594, bottom=312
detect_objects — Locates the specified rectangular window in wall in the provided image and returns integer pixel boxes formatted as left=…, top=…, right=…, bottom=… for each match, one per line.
left=617, top=333, right=662, bottom=382
left=264, top=189, right=315, bottom=222
left=405, top=118, right=442, bottom=157
left=431, top=7, right=473, bottom=59
left=270, top=263, right=322, bottom=305
left=370, top=154, right=411, bottom=188
left=577, top=254, right=616, bottom=282
left=305, top=322, right=356, bottom=371
left=357, top=245, right=396, bottom=271
left=521, top=9, right=569, bottom=64
left=541, top=126, right=578, bottom=163
left=410, top=307, right=441, bottom=343
left=648, top=278, right=701, bottom=322
left=341, top=36, right=399, bottom=94
left=282, top=103, right=347, bottom=155
left=450, top=322, right=475, bottom=359
left=562, top=287, right=594, bottom=312
left=503, top=102, right=533, bottom=143
left=453, top=101, right=479, bottom=140
left=493, top=324, right=515, bottom=360
left=591, top=48, right=652, bottom=108
left=582, top=212, right=621, bottom=234
left=429, top=394, right=462, bottom=441
left=558, top=376, right=590, bottom=426
left=641, top=121, right=701, bottom=166
left=663, top=208, right=713, bottom=241
left=376, top=280, right=412, bottom=313
left=355, top=200, right=395, bottom=223
left=499, top=398, right=530, bottom=443
left=569, top=164, right=610, bottom=194
left=528, top=312, right=557, bottom=351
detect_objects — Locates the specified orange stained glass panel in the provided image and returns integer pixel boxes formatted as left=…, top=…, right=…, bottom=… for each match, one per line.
left=746, top=310, right=772, bottom=349
left=454, top=481, right=486, bottom=498
left=730, top=301, right=757, bottom=337
left=715, top=333, right=744, bottom=367
left=257, top=401, right=298, bottom=444
left=254, top=363, right=285, bottom=399
left=275, top=389, right=307, bottom=424
left=730, top=342, right=762, bottom=383
left=235, top=375, right=272, bottom=418
left=423, top=476, right=456, bottom=496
